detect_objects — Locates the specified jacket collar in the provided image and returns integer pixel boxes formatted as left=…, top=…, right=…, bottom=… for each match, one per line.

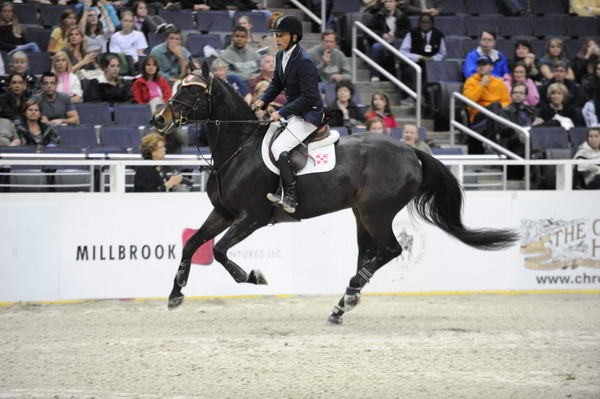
left=281, top=44, right=301, bottom=81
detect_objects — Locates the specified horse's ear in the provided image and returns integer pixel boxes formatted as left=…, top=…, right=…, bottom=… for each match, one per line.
left=188, top=56, right=197, bottom=72
left=201, top=60, right=210, bottom=80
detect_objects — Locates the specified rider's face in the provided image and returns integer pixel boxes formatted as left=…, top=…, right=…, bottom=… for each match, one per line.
left=275, top=32, right=292, bottom=51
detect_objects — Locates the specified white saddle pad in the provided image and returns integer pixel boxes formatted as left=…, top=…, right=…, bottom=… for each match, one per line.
left=261, top=129, right=340, bottom=176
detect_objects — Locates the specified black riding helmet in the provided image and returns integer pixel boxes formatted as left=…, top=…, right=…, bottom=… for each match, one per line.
left=270, top=16, right=303, bottom=50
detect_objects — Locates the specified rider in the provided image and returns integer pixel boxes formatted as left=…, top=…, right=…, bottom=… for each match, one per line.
left=251, top=16, right=324, bottom=214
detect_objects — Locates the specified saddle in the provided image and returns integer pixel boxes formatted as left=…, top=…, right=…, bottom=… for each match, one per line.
left=268, top=123, right=332, bottom=171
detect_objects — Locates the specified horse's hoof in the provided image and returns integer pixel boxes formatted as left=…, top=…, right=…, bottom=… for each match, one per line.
left=344, top=293, right=361, bottom=310
left=327, top=313, right=343, bottom=325
left=168, top=295, right=184, bottom=310
left=247, top=269, right=268, bottom=285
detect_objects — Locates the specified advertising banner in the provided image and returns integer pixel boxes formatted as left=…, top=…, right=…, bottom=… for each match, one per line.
left=1, top=191, right=598, bottom=302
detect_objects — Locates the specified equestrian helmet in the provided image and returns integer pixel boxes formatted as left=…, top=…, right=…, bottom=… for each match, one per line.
left=270, top=16, right=303, bottom=42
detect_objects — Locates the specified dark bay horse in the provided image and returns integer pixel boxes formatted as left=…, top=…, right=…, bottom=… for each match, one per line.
left=153, top=62, right=518, bottom=324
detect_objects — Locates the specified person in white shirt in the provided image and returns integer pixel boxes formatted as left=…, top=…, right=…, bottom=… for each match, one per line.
left=109, top=11, right=148, bottom=62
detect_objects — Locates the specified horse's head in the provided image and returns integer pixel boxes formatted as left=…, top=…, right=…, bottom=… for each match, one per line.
left=152, top=59, right=214, bottom=134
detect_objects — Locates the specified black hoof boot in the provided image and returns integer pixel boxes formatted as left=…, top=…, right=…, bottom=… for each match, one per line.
left=343, top=286, right=361, bottom=311
left=175, top=259, right=191, bottom=287
left=168, top=294, right=184, bottom=309
left=327, top=306, right=344, bottom=325
left=247, top=269, right=268, bottom=285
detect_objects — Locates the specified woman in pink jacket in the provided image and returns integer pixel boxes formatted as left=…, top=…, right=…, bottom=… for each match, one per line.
left=503, top=62, right=540, bottom=107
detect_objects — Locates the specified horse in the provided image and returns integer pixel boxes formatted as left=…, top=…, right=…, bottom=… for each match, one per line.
left=152, top=61, right=519, bottom=324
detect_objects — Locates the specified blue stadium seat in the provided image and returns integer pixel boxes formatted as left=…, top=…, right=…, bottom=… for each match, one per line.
left=39, top=5, right=72, bottom=28
left=187, top=124, right=208, bottom=146
left=531, top=16, right=565, bottom=37
left=463, top=16, right=498, bottom=38
left=432, top=147, right=464, bottom=155
left=531, top=127, right=570, bottom=151
left=464, top=0, right=499, bottom=15
left=101, top=126, right=142, bottom=148
left=114, top=104, right=153, bottom=126
left=234, top=12, right=269, bottom=33
left=530, top=39, right=546, bottom=57
left=497, top=17, right=533, bottom=38
left=23, top=28, right=52, bottom=50
left=565, top=39, right=585, bottom=59
left=14, top=3, right=39, bottom=25
left=147, top=33, right=167, bottom=49
left=159, top=9, right=196, bottom=31
left=186, top=34, right=223, bottom=57
left=57, top=125, right=98, bottom=147
left=331, top=126, right=349, bottom=136
left=530, top=0, right=567, bottom=15
left=440, top=0, right=467, bottom=15
left=197, top=11, right=233, bottom=33
left=27, top=52, right=52, bottom=75
left=435, top=16, right=466, bottom=38
left=445, top=38, right=465, bottom=59
left=569, top=127, right=588, bottom=151
left=74, top=103, right=112, bottom=126
left=331, top=0, right=362, bottom=13
left=496, top=39, right=517, bottom=60
left=564, top=17, right=599, bottom=38
left=426, top=61, right=461, bottom=83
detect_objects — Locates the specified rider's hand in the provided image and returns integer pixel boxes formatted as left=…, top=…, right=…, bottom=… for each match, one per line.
left=251, top=99, right=264, bottom=111
left=269, top=111, right=281, bottom=122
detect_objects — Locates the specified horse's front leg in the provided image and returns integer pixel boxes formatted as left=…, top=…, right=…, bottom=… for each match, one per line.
left=168, top=208, right=232, bottom=309
left=212, top=212, right=269, bottom=285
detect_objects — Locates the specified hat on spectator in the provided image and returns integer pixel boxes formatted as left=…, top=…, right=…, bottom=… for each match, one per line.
left=476, top=56, right=493, bottom=66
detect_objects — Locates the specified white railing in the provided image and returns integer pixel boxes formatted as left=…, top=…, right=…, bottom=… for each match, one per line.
left=351, top=21, right=422, bottom=126
left=450, top=92, right=532, bottom=189
left=2, top=156, right=598, bottom=193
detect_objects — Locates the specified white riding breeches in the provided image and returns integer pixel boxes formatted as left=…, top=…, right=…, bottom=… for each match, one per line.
left=268, top=116, right=317, bottom=161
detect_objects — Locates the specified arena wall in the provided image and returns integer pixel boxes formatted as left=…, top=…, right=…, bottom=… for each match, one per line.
left=1, top=191, right=599, bottom=302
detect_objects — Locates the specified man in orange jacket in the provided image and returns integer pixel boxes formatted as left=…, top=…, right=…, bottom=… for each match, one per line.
left=462, top=56, right=511, bottom=153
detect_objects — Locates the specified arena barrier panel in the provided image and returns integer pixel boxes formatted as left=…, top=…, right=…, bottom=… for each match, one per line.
left=1, top=191, right=599, bottom=302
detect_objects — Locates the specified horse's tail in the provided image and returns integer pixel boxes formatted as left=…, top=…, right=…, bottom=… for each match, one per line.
left=411, top=149, right=519, bottom=250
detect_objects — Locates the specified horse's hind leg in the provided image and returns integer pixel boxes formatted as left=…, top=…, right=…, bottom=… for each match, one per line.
left=168, top=208, right=232, bottom=309
left=327, top=208, right=404, bottom=325
left=212, top=212, right=270, bottom=285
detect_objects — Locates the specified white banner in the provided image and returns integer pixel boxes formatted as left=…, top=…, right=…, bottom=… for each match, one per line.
left=1, top=191, right=599, bottom=302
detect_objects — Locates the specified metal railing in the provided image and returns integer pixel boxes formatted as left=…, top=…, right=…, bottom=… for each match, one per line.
left=1, top=156, right=598, bottom=193
left=276, top=0, right=325, bottom=32
left=450, top=92, right=531, bottom=189
left=351, top=21, right=421, bottom=126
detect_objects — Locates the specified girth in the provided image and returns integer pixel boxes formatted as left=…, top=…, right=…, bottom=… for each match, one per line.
left=268, top=123, right=331, bottom=170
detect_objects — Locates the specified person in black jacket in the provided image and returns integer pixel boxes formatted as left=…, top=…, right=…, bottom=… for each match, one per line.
left=0, top=73, right=29, bottom=122
left=134, top=133, right=183, bottom=192
left=326, top=81, right=366, bottom=129
left=0, top=2, right=41, bottom=54
left=366, top=0, right=411, bottom=82
left=17, top=98, right=60, bottom=147
left=83, top=55, right=132, bottom=106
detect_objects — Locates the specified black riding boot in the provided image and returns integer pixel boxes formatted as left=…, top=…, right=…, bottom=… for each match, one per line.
left=266, top=152, right=298, bottom=213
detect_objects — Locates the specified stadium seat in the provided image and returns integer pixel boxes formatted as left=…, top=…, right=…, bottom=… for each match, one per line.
left=569, top=127, right=588, bottom=152
left=186, top=34, right=223, bottom=57
left=147, top=33, right=167, bottom=49
left=27, top=52, right=52, bottom=75
left=530, top=40, right=546, bottom=58
left=530, top=0, right=567, bottom=15
left=196, top=11, right=233, bottom=33
left=187, top=124, right=208, bottom=146
left=564, top=17, right=599, bottom=38
left=440, top=0, right=467, bottom=15
left=57, top=125, right=98, bottom=147
left=331, top=0, right=362, bottom=13
left=114, top=104, right=153, bottom=126
left=445, top=38, right=465, bottom=59
left=497, top=17, right=533, bottom=38
left=331, top=126, right=349, bottom=136
left=39, top=5, right=72, bottom=28
left=8, top=166, right=46, bottom=192
left=14, top=3, right=39, bottom=25
left=74, top=103, right=112, bottom=126
left=435, top=16, right=467, bottom=38
left=464, top=0, right=499, bottom=15
left=531, top=16, right=565, bottom=37
left=565, top=39, right=585, bottom=59
left=101, top=126, right=142, bottom=148
left=496, top=39, right=517, bottom=60
left=24, top=28, right=52, bottom=50
left=425, top=61, right=462, bottom=83
left=463, top=16, right=498, bottom=38
left=531, top=127, right=570, bottom=153
left=42, top=147, right=92, bottom=192
left=234, top=12, right=269, bottom=33
left=432, top=147, right=464, bottom=155
left=158, top=9, right=196, bottom=31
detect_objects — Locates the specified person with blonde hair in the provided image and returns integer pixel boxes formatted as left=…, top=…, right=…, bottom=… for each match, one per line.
left=48, top=9, right=78, bottom=54
left=51, top=51, right=82, bottom=103
left=134, top=133, right=183, bottom=192
left=63, top=26, right=99, bottom=76
left=539, top=38, right=575, bottom=81
left=402, top=122, right=432, bottom=154
left=211, top=58, right=252, bottom=103
left=538, top=82, right=584, bottom=127
left=0, top=2, right=41, bottom=55
left=6, top=51, right=39, bottom=95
